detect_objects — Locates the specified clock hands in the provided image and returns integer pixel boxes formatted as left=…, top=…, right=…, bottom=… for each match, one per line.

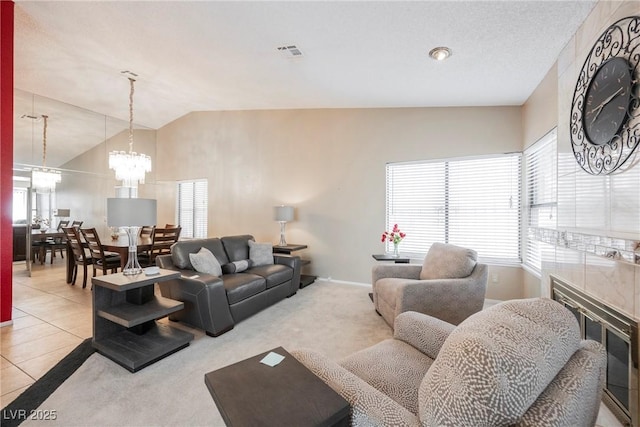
left=588, top=87, right=624, bottom=126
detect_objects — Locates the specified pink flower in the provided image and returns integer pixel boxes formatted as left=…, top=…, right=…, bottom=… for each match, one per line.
left=381, top=226, right=406, bottom=244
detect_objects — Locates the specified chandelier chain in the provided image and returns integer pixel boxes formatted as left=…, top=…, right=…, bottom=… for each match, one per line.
left=42, top=114, right=48, bottom=167
left=128, top=77, right=135, bottom=153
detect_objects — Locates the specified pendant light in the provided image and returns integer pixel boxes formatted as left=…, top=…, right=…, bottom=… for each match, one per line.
left=108, top=76, right=151, bottom=194
left=31, top=115, right=61, bottom=193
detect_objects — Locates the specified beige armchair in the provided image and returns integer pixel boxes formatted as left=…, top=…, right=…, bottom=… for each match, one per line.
left=292, top=298, right=606, bottom=426
left=372, top=242, right=488, bottom=327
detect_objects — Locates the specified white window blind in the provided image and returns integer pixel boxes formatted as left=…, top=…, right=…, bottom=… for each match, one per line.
left=386, top=154, right=521, bottom=264
left=523, top=129, right=557, bottom=272
left=177, top=179, right=208, bottom=239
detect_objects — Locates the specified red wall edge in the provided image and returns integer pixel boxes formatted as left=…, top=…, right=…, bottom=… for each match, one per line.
left=1, top=0, right=15, bottom=323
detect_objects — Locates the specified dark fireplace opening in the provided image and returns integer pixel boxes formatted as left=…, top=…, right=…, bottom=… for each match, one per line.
left=551, top=276, right=638, bottom=427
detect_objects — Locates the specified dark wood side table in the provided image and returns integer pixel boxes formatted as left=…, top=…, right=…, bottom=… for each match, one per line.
left=273, top=244, right=317, bottom=287
left=205, top=346, right=350, bottom=426
left=372, top=254, right=410, bottom=263
left=91, top=269, right=194, bottom=372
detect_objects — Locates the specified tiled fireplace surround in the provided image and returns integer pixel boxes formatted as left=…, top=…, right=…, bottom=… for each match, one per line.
left=533, top=143, right=640, bottom=426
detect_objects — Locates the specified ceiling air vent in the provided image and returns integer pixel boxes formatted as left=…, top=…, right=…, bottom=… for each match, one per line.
left=277, top=45, right=303, bottom=58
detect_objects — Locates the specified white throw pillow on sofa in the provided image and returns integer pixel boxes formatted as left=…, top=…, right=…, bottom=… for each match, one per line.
left=248, top=240, right=274, bottom=267
left=189, top=247, right=222, bottom=276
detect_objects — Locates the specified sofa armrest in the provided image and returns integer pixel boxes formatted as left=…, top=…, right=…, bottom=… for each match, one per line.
left=274, top=254, right=302, bottom=294
left=516, top=340, right=606, bottom=427
left=291, top=349, right=419, bottom=426
left=372, top=264, right=422, bottom=284
left=156, top=254, right=234, bottom=336
left=395, top=263, right=488, bottom=325
left=393, top=311, right=455, bottom=359
left=273, top=253, right=299, bottom=269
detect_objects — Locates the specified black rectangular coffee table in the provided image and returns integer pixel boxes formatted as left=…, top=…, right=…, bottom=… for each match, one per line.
left=204, top=346, right=350, bottom=426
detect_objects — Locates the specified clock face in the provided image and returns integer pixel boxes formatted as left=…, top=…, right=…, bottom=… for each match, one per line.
left=582, top=57, right=633, bottom=146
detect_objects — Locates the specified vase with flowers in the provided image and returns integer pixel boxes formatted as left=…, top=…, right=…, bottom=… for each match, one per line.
left=32, top=215, right=50, bottom=231
left=381, top=224, right=406, bottom=257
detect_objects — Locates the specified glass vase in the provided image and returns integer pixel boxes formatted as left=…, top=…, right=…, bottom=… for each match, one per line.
left=393, top=242, right=400, bottom=257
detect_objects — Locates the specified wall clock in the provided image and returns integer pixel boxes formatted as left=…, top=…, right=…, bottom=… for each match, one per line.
left=570, top=16, right=640, bottom=175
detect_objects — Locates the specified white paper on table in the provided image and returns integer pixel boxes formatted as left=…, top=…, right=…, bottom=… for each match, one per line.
left=260, top=351, right=285, bottom=367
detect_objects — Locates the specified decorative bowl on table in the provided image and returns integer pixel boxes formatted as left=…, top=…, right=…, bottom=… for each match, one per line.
left=110, top=227, right=120, bottom=240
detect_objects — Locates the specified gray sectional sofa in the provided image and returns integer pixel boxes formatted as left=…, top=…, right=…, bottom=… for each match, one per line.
left=155, top=235, right=301, bottom=337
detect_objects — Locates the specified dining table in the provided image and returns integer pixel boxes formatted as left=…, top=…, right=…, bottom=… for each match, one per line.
left=65, top=233, right=153, bottom=284
left=31, top=228, right=65, bottom=264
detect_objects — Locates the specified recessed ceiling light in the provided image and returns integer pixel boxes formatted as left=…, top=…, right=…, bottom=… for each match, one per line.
left=429, top=46, right=452, bottom=61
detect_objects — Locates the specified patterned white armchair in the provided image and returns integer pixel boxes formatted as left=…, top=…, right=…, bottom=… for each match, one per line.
left=372, top=242, right=488, bottom=327
left=292, top=298, right=606, bottom=426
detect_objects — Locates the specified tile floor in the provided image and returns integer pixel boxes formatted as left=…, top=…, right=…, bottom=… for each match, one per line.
left=0, top=260, right=625, bottom=425
left=2, top=261, right=91, bottom=407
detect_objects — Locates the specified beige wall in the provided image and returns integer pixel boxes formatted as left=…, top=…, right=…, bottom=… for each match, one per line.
left=155, top=107, right=524, bottom=293
left=522, top=63, right=558, bottom=151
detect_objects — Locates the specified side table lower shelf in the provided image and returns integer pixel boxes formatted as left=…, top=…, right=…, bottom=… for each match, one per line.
left=93, top=323, right=192, bottom=372
left=300, top=274, right=317, bottom=288
left=273, top=244, right=317, bottom=288
left=92, top=269, right=194, bottom=373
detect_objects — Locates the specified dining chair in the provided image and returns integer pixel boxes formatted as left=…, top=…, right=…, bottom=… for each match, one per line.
left=63, top=227, right=93, bottom=288
left=137, top=225, right=155, bottom=260
left=31, top=233, right=47, bottom=264
left=71, top=220, right=83, bottom=228
left=46, top=220, right=71, bottom=262
left=139, top=226, right=181, bottom=267
left=80, top=227, right=121, bottom=277
left=140, top=225, right=155, bottom=238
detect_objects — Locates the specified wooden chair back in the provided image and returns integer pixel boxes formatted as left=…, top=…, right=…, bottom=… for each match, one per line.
left=148, top=226, right=181, bottom=263
left=63, top=227, right=88, bottom=263
left=140, top=225, right=155, bottom=238
left=57, top=220, right=70, bottom=231
left=63, top=227, right=93, bottom=288
left=80, top=227, right=108, bottom=262
left=71, top=220, right=83, bottom=228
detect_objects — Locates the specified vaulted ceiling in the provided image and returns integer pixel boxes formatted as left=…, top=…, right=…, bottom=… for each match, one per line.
left=13, top=0, right=597, bottom=167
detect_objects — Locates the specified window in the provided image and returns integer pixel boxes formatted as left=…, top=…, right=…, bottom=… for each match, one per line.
left=177, top=179, right=208, bottom=239
left=523, top=129, right=557, bottom=272
left=13, top=188, right=28, bottom=222
left=386, top=154, right=521, bottom=264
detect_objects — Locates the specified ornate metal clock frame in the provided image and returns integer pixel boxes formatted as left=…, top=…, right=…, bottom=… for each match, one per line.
left=570, top=16, right=640, bottom=175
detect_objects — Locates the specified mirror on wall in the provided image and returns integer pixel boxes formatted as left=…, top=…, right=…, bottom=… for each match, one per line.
left=12, top=89, right=157, bottom=274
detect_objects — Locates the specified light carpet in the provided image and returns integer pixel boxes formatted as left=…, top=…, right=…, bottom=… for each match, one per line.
left=23, top=280, right=392, bottom=427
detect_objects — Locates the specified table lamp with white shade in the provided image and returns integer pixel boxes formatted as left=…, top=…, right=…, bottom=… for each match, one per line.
left=107, top=198, right=157, bottom=275
left=274, top=205, right=294, bottom=246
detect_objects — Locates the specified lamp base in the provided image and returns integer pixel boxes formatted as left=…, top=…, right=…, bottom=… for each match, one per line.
left=122, top=226, right=143, bottom=276
left=278, top=221, right=288, bottom=246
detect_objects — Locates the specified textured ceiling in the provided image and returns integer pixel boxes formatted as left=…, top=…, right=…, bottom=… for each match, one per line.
left=13, top=0, right=597, bottom=167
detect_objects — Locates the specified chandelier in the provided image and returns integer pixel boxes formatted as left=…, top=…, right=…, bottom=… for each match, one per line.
left=108, top=77, right=151, bottom=190
left=32, top=115, right=61, bottom=194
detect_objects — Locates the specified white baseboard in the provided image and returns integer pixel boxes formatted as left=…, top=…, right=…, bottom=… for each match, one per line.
left=316, top=277, right=370, bottom=288
left=0, top=320, right=14, bottom=328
